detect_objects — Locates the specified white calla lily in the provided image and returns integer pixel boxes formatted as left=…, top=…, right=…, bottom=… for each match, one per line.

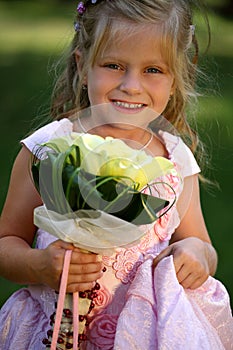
left=44, top=132, right=175, bottom=190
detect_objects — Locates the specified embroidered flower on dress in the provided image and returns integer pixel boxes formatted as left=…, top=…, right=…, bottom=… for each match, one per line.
left=138, top=227, right=160, bottom=252
left=160, top=171, right=181, bottom=198
left=113, top=249, right=144, bottom=284
left=40, top=288, right=57, bottom=317
left=88, top=314, right=118, bottom=349
left=94, top=285, right=112, bottom=308
left=102, top=254, right=116, bottom=268
left=154, top=206, right=180, bottom=241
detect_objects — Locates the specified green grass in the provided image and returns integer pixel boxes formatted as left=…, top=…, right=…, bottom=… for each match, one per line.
left=0, top=1, right=233, bottom=307
left=0, top=1, right=74, bottom=53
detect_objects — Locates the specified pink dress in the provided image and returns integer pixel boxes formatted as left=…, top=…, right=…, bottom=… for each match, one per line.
left=0, top=119, right=232, bottom=350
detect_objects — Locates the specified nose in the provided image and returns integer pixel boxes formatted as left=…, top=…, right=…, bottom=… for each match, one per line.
left=119, top=70, right=143, bottom=95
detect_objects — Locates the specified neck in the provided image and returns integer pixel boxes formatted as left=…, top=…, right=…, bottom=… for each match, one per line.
left=83, top=121, right=151, bottom=148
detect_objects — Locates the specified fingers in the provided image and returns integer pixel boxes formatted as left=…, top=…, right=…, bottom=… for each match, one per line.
left=67, top=266, right=104, bottom=293
left=67, top=270, right=103, bottom=293
left=173, top=249, right=209, bottom=289
left=67, top=249, right=104, bottom=293
left=179, top=274, right=208, bottom=290
left=175, top=261, right=208, bottom=289
left=69, top=261, right=103, bottom=277
left=189, top=275, right=208, bottom=289
left=153, top=240, right=209, bottom=290
left=67, top=282, right=96, bottom=293
left=68, top=259, right=103, bottom=285
left=47, top=241, right=104, bottom=293
left=52, top=239, right=75, bottom=251
left=71, top=248, right=101, bottom=264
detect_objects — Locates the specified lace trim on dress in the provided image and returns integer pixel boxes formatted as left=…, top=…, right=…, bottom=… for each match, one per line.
left=28, top=285, right=57, bottom=319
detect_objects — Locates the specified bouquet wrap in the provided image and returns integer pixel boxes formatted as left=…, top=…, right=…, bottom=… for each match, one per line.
left=34, top=207, right=147, bottom=255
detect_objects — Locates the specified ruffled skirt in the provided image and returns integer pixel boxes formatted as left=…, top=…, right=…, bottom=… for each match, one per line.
left=0, top=257, right=232, bottom=350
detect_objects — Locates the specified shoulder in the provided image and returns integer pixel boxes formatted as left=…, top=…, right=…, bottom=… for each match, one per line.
left=21, top=119, right=73, bottom=155
left=159, top=131, right=201, bottom=178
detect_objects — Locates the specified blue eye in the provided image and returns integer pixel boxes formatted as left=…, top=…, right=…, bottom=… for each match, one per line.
left=105, top=63, right=121, bottom=70
left=146, top=67, right=161, bottom=74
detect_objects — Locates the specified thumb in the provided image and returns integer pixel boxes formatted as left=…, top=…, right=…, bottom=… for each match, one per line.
left=153, top=245, right=173, bottom=268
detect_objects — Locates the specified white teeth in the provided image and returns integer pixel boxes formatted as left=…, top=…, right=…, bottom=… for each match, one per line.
left=114, top=101, right=143, bottom=109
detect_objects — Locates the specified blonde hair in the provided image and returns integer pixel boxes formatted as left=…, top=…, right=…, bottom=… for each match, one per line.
left=50, top=0, right=210, bottom=163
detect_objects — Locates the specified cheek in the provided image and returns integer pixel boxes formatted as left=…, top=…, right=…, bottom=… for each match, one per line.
left=153, top=88, right=173, bottom=115
left=161, top=80, right=174, bottom=104
left=87, top=73, right=108, bottom=104
left=87, top=83, right=102, bottom=105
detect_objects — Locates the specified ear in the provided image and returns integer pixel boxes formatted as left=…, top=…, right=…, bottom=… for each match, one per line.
left=75, top=49, right=82, bottom=71
left=170, top=78, right=176, bottom=96
left=75, top=49, right=87, bottom=85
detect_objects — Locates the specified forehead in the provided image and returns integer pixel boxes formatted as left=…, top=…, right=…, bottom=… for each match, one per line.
left=96, top=20, right=171, bottom=65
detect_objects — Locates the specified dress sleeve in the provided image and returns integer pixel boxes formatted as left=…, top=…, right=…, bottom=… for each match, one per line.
left=20, top=119, right=73, bottom=156
left=159, top=131, right=201, bottom=178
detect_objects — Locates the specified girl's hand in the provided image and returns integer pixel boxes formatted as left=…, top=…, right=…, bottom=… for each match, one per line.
left=35, top=240, right=103, bottom=293
left=153, top=237, right=215, bottom=289
left=67, top=245, right=104, bottom=293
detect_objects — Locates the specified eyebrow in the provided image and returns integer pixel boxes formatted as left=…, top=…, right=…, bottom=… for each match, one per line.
left=98, top=54, right=168, bottom=68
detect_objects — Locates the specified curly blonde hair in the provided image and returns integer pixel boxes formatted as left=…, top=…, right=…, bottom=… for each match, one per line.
left=50, top=0, right=210, bottom=162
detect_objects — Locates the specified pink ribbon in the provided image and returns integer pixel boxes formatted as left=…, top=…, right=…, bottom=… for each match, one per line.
left=51, top=250, right=79, bottom=350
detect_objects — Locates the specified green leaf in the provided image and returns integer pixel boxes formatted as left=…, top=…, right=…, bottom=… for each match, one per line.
left=32, top=144, right=172, bottom=225
left=62, top=168, right=169, bottom=224
left=31, top=162, right=40, bottom=193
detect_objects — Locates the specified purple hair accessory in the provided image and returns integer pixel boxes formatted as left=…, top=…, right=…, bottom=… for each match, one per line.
left=74, top=21, right=81, bottom=32
left=77, top=2, right=86, bottom=15
left=77, top=0, right=100, bottom=15
left=190, top=24, right=195, bottom=36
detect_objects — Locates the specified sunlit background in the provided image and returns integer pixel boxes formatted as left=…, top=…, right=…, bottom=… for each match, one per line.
left=0, top=0, right=232, bottom=308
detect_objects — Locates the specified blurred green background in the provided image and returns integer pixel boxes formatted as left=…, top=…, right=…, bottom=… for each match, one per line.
left=0, top=0, right=232, bottom=308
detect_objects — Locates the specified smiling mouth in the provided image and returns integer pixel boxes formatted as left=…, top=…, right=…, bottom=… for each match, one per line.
left=112, top=100, right=146, bottom=109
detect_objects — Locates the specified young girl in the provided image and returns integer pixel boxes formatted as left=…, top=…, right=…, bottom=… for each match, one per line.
left=0, top=0, right=232, bottom=349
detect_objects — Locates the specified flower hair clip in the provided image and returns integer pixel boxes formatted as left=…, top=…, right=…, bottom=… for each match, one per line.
left=74, top=0, right=100, bottom=31
left=77, top=0, right=98, bottom=15
left=190, top=24, right=196, bottom=36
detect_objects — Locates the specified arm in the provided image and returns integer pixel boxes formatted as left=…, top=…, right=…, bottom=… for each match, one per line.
left=0, top=146, right=103, bottom=292
left=153, top=174, right=218, bottom=289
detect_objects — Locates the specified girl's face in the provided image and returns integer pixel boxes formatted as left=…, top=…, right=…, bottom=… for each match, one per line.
left=85, top=24, right=174, bottom=128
